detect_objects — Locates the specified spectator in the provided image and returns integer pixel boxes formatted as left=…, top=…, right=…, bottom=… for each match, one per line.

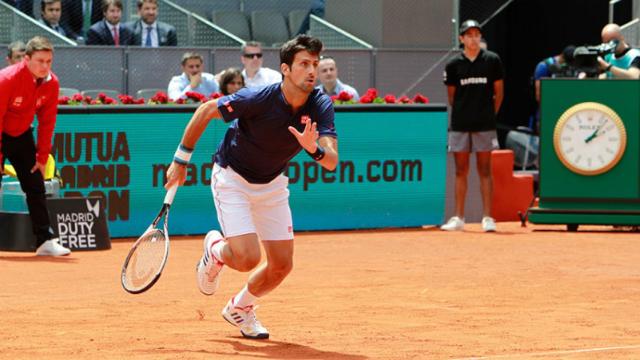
left=316, top=56, right=359, bottom=101
left=0, top=36, right=71, bottom=256
left=5, top=41, right=26, bottom=67
left=441, top=19, right=504, bottom=233
left=60, top=0, right=102, bottom=39
left=127, top=0, right=177, bottom=47
left=168, top=52, right=219, bottom=100
left=86, top=0, right=133, bottom=46
left=533, top=45, right=576, bottom=103
left=296, top=0, right=325, bottom=35
left=2, top=0, right=34, bottom=17
left=39, top=0, right=77, bottom=40
left=240, top=41, right=281, bottom=90
left=218, top=67, right=244, bottom=95
left=598, top=23, right=640, bottom=79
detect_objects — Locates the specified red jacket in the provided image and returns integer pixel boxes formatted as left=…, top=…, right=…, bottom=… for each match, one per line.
left=0, top=60, right=59, bottom=165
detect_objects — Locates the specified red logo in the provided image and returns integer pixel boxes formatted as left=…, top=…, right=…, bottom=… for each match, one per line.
left=12, top=97, right=23, bottom=107
left=287, top=226, right=293, bottom=233
left=224, top=101, right=234, bottom=113
left=301, top=115, right=311, bottom=124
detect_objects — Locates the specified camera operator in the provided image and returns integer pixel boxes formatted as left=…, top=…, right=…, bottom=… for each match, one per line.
left=598, top=23, right=640, bottom=79
left=533, top=45, right=576, bottom=103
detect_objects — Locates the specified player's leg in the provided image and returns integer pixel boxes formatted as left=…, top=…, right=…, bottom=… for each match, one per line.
left=473, top=130, right=499, bottom=232
left=2, top=129, right=68, bottom=255
left=442, top=131, right=470, bottom=231
left=221, top=173, right=293, bottom=339
left=198, top=164, right=262, bottom=295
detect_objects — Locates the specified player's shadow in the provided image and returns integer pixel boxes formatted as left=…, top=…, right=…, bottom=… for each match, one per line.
left=209, top=338, right=369, bottom=359
left=0, top=255, right=78, bottom=263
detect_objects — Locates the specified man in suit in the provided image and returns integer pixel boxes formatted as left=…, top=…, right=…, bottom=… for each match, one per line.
left=86, top=0, right=133, bottom=46
left=127, top=0, right=177, bottom=47
left=60, top=0, right=102, bottom=39
left=38, top=0, right=78, bottom=40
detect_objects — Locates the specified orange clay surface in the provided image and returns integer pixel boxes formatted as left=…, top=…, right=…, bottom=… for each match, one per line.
left=2, top=222, right=640, bottom=359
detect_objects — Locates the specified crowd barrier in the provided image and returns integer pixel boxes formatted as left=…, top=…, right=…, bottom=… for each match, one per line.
left=50, top=104, right=448, bottom=237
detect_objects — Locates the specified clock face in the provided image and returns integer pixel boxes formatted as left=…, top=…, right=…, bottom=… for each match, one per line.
left=553, top=102, right=627, bottom=176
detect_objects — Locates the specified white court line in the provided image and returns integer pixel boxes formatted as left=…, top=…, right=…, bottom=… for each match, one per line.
left=450, top=344, right=640, bottom=360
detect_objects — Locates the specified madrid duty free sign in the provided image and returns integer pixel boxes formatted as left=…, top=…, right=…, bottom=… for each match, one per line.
left=528, top=79, right=640, bottom=231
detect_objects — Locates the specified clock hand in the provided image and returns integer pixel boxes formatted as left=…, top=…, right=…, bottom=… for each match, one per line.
left=585, top=119, right=609, bottom=143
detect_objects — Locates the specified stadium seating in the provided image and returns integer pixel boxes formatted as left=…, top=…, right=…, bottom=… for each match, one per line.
left=288, top=9, right=308, bottom=36
left=59, top=87, right=80, bottom=97
left=81, top=89, right=120, bottom=100
left=136, top=88, right=165, bottom=99
left=211, top=10, right=252, bottom=41
left=251, top=10, right=290, bottom=46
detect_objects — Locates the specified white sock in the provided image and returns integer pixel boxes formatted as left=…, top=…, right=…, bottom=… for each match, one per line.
left=232, top=285, right=258, bottom=310
left=210, top=240, right=225, bottom=264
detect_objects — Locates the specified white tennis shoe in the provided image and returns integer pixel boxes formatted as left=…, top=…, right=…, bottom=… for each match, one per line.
left=441, top=216, right=464, bottom=231
left=35, top=238, right=71, bottom=256
left=482, top=216, right=497, bottom=232
left=196, top=230, right=224, bottom=296
left=221, top=299, right=269, bottom=339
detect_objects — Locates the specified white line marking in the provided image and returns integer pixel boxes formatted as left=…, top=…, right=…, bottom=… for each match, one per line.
left=450, top=344, right=640, bottom=359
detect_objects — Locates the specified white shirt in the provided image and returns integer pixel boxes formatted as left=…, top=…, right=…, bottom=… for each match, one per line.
left=142, top=21, right=158, bottom=47
left=167, top=72, right=220, bottom=100
left=242, top=67, right=282, bottom=90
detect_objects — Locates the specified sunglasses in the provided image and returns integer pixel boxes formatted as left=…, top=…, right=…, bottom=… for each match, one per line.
left=243, top=53, right=263, bottom=59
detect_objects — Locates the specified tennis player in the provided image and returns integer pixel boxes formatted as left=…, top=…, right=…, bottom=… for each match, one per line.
left=165, top=35, right=338, bottom=339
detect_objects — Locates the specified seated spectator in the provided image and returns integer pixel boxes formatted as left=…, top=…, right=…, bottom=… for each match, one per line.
left=5, top=41, right=26, bottom=67
left=60, top=0, right=102, bottom=39
left=168, top=52, right=219, bottom=100
left=86, top=0, right=132, bottom=46
left=316, top=56, right=359, bottom=100
left=218, top=67, right=245, bottom=95
left=240, top=41, right=281, bottom=90
left=39, top=0, right=77, bottom=40
left=127, top=0, right=177, bottom=47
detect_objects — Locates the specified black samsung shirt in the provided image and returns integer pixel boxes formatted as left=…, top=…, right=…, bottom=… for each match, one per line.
left=444, top=49, right=504, bottom=132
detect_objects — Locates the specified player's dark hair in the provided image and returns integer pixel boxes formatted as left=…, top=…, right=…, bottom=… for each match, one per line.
left=280, top=35, right=323, bottom=68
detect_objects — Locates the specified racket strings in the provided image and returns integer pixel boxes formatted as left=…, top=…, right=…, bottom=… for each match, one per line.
left=123, top=229, right=167, bottom=291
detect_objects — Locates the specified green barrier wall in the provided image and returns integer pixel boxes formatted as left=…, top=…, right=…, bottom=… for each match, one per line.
left=53, top=105, right=447, bottom=237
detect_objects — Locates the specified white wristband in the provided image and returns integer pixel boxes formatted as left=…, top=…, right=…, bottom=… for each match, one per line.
left=173, top=144, right=193, bottom=165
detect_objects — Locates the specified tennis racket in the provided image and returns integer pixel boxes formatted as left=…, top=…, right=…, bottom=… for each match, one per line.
left=121, top=186, right=177, bottom=294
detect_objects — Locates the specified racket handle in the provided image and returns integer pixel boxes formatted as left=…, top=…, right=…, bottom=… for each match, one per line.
left=164, top=185, right=178, bottom=205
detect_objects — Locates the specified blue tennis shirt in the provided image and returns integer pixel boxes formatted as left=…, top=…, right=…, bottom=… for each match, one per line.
left=215, top=83, right=337, bottom=184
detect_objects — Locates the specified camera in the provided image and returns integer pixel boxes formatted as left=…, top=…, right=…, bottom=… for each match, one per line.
left=573, top=40, right=618, bottom=77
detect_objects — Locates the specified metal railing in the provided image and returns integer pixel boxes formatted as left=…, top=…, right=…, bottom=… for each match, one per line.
left=621, top=18, right=640, bottom=46
left=0, top=1, right=76, bottom=46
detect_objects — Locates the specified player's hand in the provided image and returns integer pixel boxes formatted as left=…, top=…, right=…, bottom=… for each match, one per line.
left=288, top=119, right=319, bottom=153
left=597, top=57, right=609, bottom=71
left=30, top=161, right=46, bottom=177
left=165, top=161, right=187, bottom=189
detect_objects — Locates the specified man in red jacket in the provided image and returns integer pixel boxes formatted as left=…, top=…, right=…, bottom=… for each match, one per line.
left=0, top=36, right=70, bottom=256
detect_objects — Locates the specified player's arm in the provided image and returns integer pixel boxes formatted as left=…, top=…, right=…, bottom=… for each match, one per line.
left=446, top=85, right=455, bottom=106
left=317, top=135, right=338, bottom=170
left=288, top=120, right=338, bottom=171
left=493, top=79, right=504, bottom=114
left=165, top=99, right=221, bottom=188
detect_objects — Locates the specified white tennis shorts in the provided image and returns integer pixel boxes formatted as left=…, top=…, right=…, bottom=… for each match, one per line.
left=210, top=163, right=294, bottom=240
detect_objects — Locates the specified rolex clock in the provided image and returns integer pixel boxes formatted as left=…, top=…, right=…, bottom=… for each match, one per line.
left=553, top=102, right=627, bottom=176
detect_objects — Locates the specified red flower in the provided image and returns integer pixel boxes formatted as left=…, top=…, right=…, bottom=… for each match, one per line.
left=58, top=96, right=70, bottom=105
left=359, top=95, right=374, bottom=104
left=384, top=94, right=396, bottom=104
left=72, top=93, right=83, bottom=102
left=150, top=91, right=169, bottom=104
left=175, top=98, right=186, bottom=104
left=397, top=95, right=413, bottom=104
left=134, top=98, right=145, bottom=104
left=210, top=92, right=222, bottom=99
left=337, top=91, right=353, bottom=102
left=330, top=95, right=339, bottom=102
left=185, top=91, right=206, bottom=102
left=413, top=93, right=430, bottom=104
left=104, top=97, right=117, bottom=105
left=90, top=99, right=98, bottom=105
left=365, top=88, right=378, bottom=98
left=83, top=95, right=93, bottom=104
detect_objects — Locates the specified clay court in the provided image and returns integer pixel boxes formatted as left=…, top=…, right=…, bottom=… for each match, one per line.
left=2, top=222, right=640, bottom=359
